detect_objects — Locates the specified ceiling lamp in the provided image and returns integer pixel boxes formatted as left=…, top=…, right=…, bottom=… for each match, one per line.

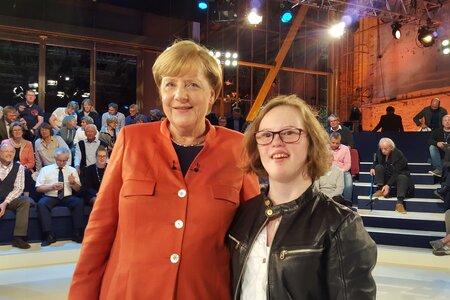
left=417, top=26, right=435, bottom=47
left=281, top=10, right=293, bottom=23
left=391, top=22, right=402, bottom=39
left=197, top=1, right=208, bottom=10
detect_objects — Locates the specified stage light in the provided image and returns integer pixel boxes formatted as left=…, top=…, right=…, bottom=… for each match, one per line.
left=443, top=48, right=450, bottom=55
left=329, top=22, right=346, bottom=38
left=391, top=22, right=402, bottom=39
left=248, top=10, right=262, bottom=25
left=441, top=39, right=450, bottom=55
left=418, top=26, right=435, bottom=47
left=208, top=49, right=238, bottom=67
left=281, top=11, right=293, bottom=23
left=198, top=1, right=208, bottom=10
left=442, top=39, right=449, bottom=47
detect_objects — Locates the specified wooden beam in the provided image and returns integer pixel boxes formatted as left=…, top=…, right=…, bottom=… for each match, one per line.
left=246, top=5, right=309, bottom=121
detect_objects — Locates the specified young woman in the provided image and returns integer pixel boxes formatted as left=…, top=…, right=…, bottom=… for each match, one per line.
left=229, top=95, right=377, bottom=299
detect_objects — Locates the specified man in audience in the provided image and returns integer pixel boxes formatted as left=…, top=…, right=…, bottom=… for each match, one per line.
left=326, top=114, right=354, bottom=148
left=0, top=106, right=18, bottom=140
left=0, top=144, right=31, bottom=249
left=15, top=89, right=44, bottom=138
left=428, top=114, right=450, bottom=177
left=370, top=137, right=413, bottom=214
left=413, top=98, right=448, bottom=131
left=101, top=102, right=125, bottom=130
left=226, top=107, right=245, bottom=132
left=372, top=106, right=404, bottom=132
left=36, top=147, right=83, bottom=246
left=74, top=124, right=105, bottom=176
left=82, top=146, right=108, bottom=205
left=329, top=132, right=353, bottom=205
left=125, top=104, right=145, bottom=126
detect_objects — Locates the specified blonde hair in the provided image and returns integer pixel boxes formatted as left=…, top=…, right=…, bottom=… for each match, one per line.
left=242, top=95, right=330, bottom=180
left=152, top=40, right=223, bottom=102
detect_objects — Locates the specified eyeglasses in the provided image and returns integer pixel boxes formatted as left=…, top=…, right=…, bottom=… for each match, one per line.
left=255, top=128, right=303, bottom=145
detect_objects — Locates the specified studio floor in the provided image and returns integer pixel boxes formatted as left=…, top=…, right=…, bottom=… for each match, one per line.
left=0, top=243, right=449, bottom=300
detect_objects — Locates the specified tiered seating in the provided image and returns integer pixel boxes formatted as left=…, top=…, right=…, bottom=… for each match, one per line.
left=354, top=132, right=447, bottom=248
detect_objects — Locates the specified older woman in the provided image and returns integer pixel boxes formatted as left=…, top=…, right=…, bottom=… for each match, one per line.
left=228, top=95, right=377, bottom=299
left=76, top=98, right=101, bottom=129
left=69, top=40, right=260, bottom=299
left=98, top=115, right=118, bottom=155
left=35, top=122, right=71, bottom=171
left=58, top=115, right=77, bottom=150
left=1, top=121, right=34, bottom=171
left=49, top=101, right=78, bottom=132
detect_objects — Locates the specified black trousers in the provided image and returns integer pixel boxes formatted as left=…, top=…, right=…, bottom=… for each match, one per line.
left=37, top=195, right=83, bottom=233
left=374, top=165, right=410, bottom=198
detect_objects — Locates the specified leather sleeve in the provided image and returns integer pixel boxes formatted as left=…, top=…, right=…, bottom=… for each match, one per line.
left=326, top=213, right=377, bottom=300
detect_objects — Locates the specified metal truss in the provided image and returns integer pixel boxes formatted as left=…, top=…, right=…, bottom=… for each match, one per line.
left=297, top=0, right=447, bottom=23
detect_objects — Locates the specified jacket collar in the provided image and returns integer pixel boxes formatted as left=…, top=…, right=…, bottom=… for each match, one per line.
left=264, top=184, right=315, bottom=218
left=159, top=118, right=217, bottom=143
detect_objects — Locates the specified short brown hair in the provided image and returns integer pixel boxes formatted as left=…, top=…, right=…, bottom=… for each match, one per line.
left=242, top=95, right=330, bottom=180
left=152, top=40, right=223, bottom=104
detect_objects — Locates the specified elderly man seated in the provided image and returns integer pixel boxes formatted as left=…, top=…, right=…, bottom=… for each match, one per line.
left=0, top=144, right=31, bottom=249
left=370, top=138, right=413, bottom=214
left=74, top=124, right=105, bottom=176
left=36, top=147, right=83, bottom=246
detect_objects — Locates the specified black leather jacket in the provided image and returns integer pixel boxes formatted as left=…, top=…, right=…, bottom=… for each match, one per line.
left=228, top=186, right=377, bottom=300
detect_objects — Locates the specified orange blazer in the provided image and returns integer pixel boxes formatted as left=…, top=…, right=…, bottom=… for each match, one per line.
left=1, top=138, right=35, bottom=170
left=69, top=120, right=260, bottom=300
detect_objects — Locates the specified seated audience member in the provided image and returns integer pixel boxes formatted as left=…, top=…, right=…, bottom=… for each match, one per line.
left=101, top=102, right=125, bottom=131
left=0, top=144, right=31, bottom=249
left=315, top=153, right=346, bottom=206
left=99, top=115, right=119, bottom=155
left=58, top=115, right=77, bottom=151
left=15, top=89, right=44, bottom=138
left=372, top=106, right=404, bottom=132
left=218, top=115, right=227, bottom=127
left=429, top=210, right=450, bottom=256
left=433, top=144, right=450, bottom=200
left=147, top=108, right=162, bottom=122
left=370, top=137, right=412, bottom=214
left=49, top=101, right=79, bottom=132
left=74, top=124, right=105, bottom=176
left=134, top=114, right=146, bottom=124
left=125, top=104, right=145, bottom=126
left=82, top=146, right=108, bottom=205
left=428, top=114, right=450, bottom=177
left=73, top=116, right=99, bottom=145
left=226, top=107, right=245, bottom=132
left=76, top=99, right=100, bottom=130
left=413, top=97, right=448, bottom=131
left=35, top=123, right=71, bottom=172
left=0, top=106, right=19, bottom=141
left=36, top=147, right=83, bottom=246
left=325, top=114, right=354, bottom=148
left=329, top=132, right=353, bottom=204
left=2, top=122, right=35, bottom=196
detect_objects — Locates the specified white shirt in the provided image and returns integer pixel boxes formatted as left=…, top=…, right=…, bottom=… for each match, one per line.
left=74, top=139, right=101, bottom=168
left=52, top=107, right=77, bottom=128
left=240, top=228, right=270, bottom=300
left=73, top=127, right=99, bottom=145
left=35, top=163, right=81, bottom=197
left=101, top=112, right=125, bottom=131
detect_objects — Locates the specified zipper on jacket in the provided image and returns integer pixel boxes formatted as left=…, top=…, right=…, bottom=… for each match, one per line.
left=228, top=234, right=241, bottom=250
left=234, top=218, right=269, bottom=300
left=279, top=248, right=324, bottom=260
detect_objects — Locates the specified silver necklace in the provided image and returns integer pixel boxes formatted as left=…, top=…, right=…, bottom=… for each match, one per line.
left=171, top=138, right=205, bottom=147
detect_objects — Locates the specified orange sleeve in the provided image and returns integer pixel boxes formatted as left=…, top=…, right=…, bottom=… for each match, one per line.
left=68, top=127, right=125, bottom=299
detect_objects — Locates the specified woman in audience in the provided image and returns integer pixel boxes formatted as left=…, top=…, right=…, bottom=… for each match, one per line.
left=34, top=122, right=71, bottom=171
left=69, top=40, right=260, bottom=299
left=76, top=98, right=101, bottom=129
left=81, top=146, right=108, bottom=205
left=228, top=95, right=377, bottom=299
left=49, top=101, right=78, bottom=132
left=98, top=115, right=118, bottom=155
left=58, top=115, right=77, bottom=151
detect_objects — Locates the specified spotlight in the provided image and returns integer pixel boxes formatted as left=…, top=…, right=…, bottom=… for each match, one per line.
left=417, top=26, right=435, bottom=47
left=444, top=48, right=450, bottom=55
left=281, top=10, right=293, bottom=23
left=442, top=39, right=449, bottom=47
left=248, top=10, right=263, bottom=25
left=329, top=22, right=346, bottom=38
left=441, top=39, right=450, bottom=55
left=391, top=22, right=402, bottom=39
left=197, top=1, right=208, bottom=10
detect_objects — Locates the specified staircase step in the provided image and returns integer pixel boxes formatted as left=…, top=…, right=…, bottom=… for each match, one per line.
left=358, top=171, right=434, bottom=184
left=353, top=182, right=440, bottom=198
left=357, top=196, right=447, bottom=213
left=359, top=162, right=432, bottom=173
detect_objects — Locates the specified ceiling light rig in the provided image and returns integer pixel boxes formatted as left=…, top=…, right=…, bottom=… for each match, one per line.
left=391, top=22, right=402, bottom=40
left=417, top=26, right=436, bottom=47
